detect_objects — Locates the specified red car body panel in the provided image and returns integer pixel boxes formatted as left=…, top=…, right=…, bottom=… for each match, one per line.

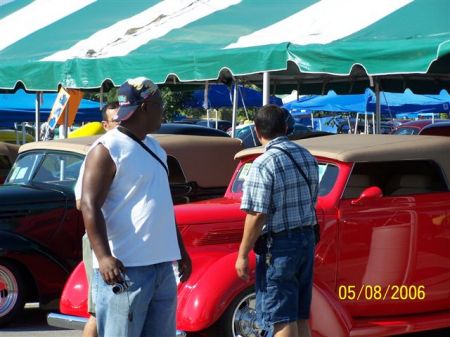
left=58, top=137, right=450, bottom=336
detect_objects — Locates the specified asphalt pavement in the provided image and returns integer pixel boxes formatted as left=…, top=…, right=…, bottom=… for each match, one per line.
left=1, top=305, right=449, bottom=337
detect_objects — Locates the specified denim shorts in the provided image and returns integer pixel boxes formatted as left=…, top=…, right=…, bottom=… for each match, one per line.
left=255, top=227, right=315, bottom=327
left=93, top=262, right=177, bottom=337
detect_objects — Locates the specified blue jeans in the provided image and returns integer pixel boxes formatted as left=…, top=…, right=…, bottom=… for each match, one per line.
left=93, top=262, right=177, bottom=337
left=255, top=227, right=315, bottom=327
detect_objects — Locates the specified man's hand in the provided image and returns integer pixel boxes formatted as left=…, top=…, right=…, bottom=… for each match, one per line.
left=178, top=251, right=192, bottom=282
left=235, top=255, right=249, bottom=281
left=98, top=256, right=125, bottom=284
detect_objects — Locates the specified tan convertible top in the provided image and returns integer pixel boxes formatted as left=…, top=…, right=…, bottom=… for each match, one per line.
left=20, top=134, right=243, bottom=188
left=235, top=135, right=450, bottom=177
left=0, top=142, right=20, bottom=163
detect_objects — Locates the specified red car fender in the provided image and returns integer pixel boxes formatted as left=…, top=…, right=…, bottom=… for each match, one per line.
left=59, top=261, right=89, bottom=318
left=177, top=250, right=256, bottom=332
left=310, top=281, right=353, bottom=337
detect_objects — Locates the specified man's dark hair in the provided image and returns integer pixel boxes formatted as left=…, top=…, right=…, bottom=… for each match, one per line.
left=101, top=102, right=119, bottom=121
left=254, top=104, right=286, bottom=139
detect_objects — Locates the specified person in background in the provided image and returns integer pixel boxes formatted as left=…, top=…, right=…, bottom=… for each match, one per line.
left=235, top=104, right=318, bottom=337
left=75, top=102, right=119, bottom=337
left=79, top=77, right=191, bottom=337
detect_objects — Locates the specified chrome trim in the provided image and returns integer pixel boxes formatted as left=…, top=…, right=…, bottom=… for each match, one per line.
left=47, top=313, right=87, bottom=330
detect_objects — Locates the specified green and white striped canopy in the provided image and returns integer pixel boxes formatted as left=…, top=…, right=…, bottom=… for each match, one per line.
left=0, top=0, right=449, bottom=93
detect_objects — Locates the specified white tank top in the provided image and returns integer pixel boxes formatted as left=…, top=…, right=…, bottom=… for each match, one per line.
left=81, top=128, right=181, bottom=268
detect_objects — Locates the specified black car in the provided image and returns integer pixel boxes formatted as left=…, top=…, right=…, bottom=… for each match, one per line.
left=157, top=123, right=230, bottom=137
left=0, top=134, right=242, bottom=325
left=196, top=119, right=233, bottom=132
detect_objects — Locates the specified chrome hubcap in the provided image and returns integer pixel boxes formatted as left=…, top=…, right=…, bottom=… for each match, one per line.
left=0, top=266, right=18, bottom=317
left=232, top=292, right=272, bottom=337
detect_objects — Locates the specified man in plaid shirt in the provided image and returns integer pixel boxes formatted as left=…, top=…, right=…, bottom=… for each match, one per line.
left=235, top=105, right=318, bottom=337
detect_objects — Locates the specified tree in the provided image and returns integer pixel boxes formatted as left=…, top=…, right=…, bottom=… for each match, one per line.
left=160, top=87, right=193, bottom=122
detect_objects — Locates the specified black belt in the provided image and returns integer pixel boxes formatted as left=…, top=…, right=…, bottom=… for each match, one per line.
left=268, top=226, right=314, bottom=238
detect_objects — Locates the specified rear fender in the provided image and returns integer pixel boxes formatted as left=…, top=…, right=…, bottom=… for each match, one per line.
left=0, top=231, right=70, bottom=305
left=311, top=281, right=353, bottom=337
left=59, top=262, right=89, bottom=318
left=177, top=250, right=255, bottom=331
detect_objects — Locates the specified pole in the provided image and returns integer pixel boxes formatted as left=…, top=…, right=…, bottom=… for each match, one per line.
left=203, top=81, right=210, bottom=127
left=35, top=92, right=41, bottom=141
left=231, top=80, right=238, bottom=138
left=375, top=80, right=381, bottom=134
left=263, top=72, right=270, bottom=105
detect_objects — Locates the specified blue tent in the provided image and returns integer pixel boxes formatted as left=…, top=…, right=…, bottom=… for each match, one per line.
left=0, top=89, right=102, bottom=127
left=284, top=89, right=450, bottom=118
left=184, top=84, right=282, bottom=109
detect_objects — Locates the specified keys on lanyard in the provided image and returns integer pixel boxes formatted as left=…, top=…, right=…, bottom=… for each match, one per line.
left=265, top=236, right=273, bottom=266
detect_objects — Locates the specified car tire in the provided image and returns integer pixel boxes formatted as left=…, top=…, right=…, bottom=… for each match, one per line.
left=0, top=261, right=25, bottom=326
left=218, top=287, right=272, bottom=337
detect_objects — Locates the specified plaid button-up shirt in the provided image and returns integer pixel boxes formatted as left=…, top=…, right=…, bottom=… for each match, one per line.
left=241, top=136, right=319, bottom=233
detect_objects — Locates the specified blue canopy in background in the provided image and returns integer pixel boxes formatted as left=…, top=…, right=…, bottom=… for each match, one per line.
left=184, top=84, right=282, bottom=109
left=284, top=89, right=450, bottom=118
left=0, top=89, right=102, bottom=127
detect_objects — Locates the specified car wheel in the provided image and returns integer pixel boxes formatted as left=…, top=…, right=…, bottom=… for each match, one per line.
left=218, top=287, right=273, bottom=337
left=0, top=261, right=25, bottom=325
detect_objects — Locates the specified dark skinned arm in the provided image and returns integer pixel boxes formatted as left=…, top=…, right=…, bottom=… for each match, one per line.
left=80, top=144, right=125, bottom=285
left=176, top=226, right=192, bottom=282
left=235, top=211, right=266, bottom=281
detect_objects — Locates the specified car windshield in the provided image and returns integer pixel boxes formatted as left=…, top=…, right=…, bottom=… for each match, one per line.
left=231, top=161, right=338, bottom=196
left=6, top=151, right=84, bottom=188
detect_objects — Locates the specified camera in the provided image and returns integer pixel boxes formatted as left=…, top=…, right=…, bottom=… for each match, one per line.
left=112, top=280, right=129, bottom=294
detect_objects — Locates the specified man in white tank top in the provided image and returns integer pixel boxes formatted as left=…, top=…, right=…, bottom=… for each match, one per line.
left=80, top=77, right=191, bottom=337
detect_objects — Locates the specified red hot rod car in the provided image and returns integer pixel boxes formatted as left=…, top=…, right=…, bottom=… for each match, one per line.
left=49, top=135, right=450, bottom=337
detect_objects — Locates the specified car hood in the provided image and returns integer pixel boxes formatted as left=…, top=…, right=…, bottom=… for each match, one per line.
left=174, top=197, right=245, bottom=226
left=0, top=184, right=68, bottom=206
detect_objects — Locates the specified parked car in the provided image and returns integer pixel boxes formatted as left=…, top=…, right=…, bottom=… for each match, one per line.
left=0, top=134, right=242, bottom=325
left=49, top=135, right=450, bottom=337
left=418, top=121, right=450, bottom=136
left=337, top=119, right=399, bottom=134
left=391, top=119, right=447, bottom=135
left=0, top=142, right=19, bottom=183
left=197, top=119, right=233, bottom=132
left=156, top=123, right=231, bottom=137
left=235, top=122, right=312, bottom=148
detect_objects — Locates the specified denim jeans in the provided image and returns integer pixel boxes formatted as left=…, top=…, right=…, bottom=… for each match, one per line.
left=255, top=227, right=315, bottom=327
left=93, top=262, right=177, bottom=337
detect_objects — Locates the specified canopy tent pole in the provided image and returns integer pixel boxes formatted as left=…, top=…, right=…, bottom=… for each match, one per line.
left=375, top=79, right=381, bottom=134
left=231, top=79, right=238, bottom=138
left=203, top=81, right=210, bottom=127
left=35, top=92, right=41, bottom=141
left=263, top=72, right=270, bottom=105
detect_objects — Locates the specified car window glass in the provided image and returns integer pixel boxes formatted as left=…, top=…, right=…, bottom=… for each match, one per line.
left=231, top=161, right=338, bottom=197
left=167, top=155, right=186, bottom=184
left=32, top=152, right=84, bottom=187
left=231, top=162, right=252, bottom=193
left=7, top=152, right=44, bottom=184
left=318, top=163, right=339, bottom=196
left=343, top=160, right=448, bottom=199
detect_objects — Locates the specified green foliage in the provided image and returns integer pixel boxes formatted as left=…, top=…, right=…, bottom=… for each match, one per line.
left=160, top=87, right=194, bottom=122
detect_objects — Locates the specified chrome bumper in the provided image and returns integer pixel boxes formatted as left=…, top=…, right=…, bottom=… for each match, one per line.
left=47, top=313, right=87, bottom=330
left=47, top=313, right=187, bottom=336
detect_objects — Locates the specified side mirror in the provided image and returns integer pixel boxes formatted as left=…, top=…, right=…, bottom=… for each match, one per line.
left=351, top=186, right=383, bottom=205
